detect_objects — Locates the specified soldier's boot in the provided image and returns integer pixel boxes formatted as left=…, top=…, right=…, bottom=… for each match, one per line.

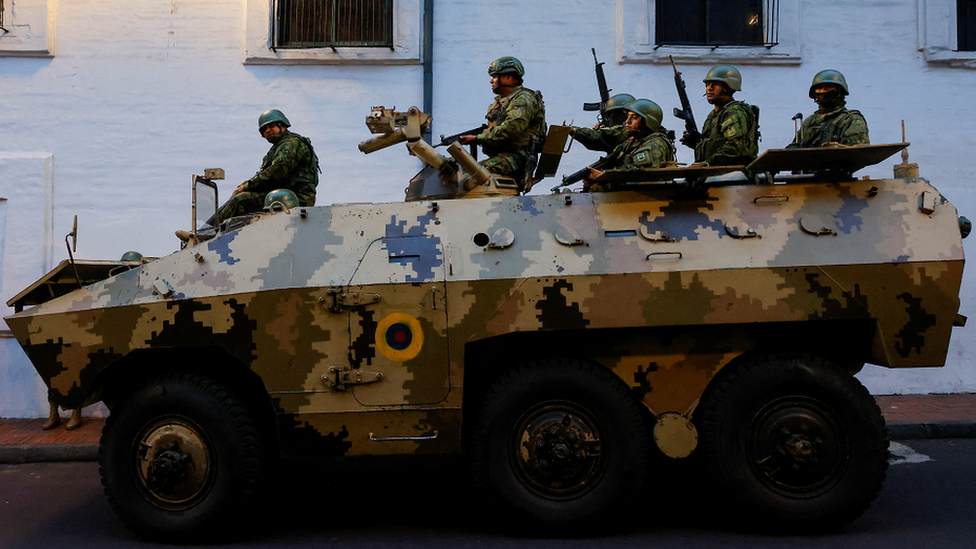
left=42, top=402, right=61, bottom=430
left=66, top=409, right=83, bottom=431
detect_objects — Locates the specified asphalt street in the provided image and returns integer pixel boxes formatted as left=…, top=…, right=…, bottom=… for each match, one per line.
left=0, top=438, right=974, bottom=549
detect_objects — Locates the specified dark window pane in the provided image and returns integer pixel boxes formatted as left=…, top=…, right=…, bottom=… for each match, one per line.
left=276, top=0, right=393, bottom=49
left=656, top=0, right=768, bottom=47
left=709, top=0, right=763, bottom=45
left=657, top=0, right=706, bottom=45
left=960, top=0, right=976, bottom=51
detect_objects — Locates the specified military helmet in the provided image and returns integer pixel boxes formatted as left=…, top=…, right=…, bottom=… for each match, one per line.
left=264, top=189, right=300, bottom=211
left=703, top=65, right=742, bottom=92
left=627, top=99, right=663, bottom=131
left=119, top=251, right=143, bottom=262
left=809, top=69, right=849, bottom=98
left=258, top=109, right=291, bottom=134
left=488, top=56, right=525, bottom=77
left=605, top=93, right=636, bottom=113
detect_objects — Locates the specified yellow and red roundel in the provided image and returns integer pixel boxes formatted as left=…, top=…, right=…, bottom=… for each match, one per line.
left=375, top=312, right=424, bottom=362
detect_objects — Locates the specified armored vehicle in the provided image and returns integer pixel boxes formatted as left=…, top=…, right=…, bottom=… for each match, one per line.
left=5, top=108, right=967, bottom=539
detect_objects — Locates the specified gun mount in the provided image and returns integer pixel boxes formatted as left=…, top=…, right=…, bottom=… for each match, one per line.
left=358, top=106, right=520, bottom=201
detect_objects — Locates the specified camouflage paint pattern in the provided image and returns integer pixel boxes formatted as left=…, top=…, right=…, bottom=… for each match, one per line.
left=5, top=174, right=964, bottom=458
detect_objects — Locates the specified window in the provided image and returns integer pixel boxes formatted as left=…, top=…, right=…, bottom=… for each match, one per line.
left=274, top=0, right=394, bottom=50
left=919, top=0, right=976, bottom=66
left=245, top=0, right=421, bottom=65
left=656, top=0, right=777, bottom=48
left=0, top=0, right=55, bottom=58
left=617, top=0, right=799, bottom=65
left=958, top=0, right=976, bottom=51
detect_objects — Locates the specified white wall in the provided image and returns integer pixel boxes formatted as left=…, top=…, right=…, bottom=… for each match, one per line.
left=1, top=0, right=973, bottom=417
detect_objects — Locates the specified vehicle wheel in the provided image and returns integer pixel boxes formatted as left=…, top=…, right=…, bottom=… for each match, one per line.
left=470, top=359, right=650, bottom=531
left=99, top=372, right=265, bottom=539
left=700, top=353, right=888, bottom=532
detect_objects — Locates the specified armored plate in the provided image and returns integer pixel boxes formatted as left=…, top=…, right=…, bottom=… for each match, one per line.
left=535, top=125, right=573, bottom=179
left=6, top=259, right=140, bottom=312
left=593, top=164, right=747, bottom=183
left=746, top=143, right=908, bottom=175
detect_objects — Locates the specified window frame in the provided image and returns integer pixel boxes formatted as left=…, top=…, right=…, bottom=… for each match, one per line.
left=245, top=0, right=421, bottom=65
left=616, top=0, right=800, bottom=65
left=0, top=0, right=56, bottom=58
left=919, top=0, right=976, bottom=66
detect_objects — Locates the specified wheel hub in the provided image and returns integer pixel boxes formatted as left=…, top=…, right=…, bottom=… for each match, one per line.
left=136, top=419, right=212, bottom=507
left=514, top=404, right=603, bottom=498
left=749, top=397, right=846, bottom=495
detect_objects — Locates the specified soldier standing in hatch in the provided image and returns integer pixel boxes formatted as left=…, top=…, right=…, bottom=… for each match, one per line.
left=176, top=109, right=320, bottom=242
left=584, top=99, right=676, bottom=192
left=457, top=56, right=547, bottom=191
left=680, top=65, right=759, bottom=167
left=570, top=93, right=636, bottom=153
left=788, top=69, right=869, bottom=148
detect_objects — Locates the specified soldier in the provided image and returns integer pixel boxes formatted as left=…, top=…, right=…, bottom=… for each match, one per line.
left=584, top=99, right=676, bottom=192
left=681, top=65, right=759, bottom=167
left=457, top=56, right=547, bottom=191
left=176, top=109, right=320, bottom=242
left=570, top=93, right=635, bottom=153
left=788, top=69, right=869, bottom=148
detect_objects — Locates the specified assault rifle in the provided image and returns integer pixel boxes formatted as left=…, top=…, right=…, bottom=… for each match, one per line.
left=670, top=56, right=701, bottom=147
left=582, top=48, right=611, bottom=126
left=552, top=151, right=620, bottom=192
left=436, top=124, right=488, bottom=160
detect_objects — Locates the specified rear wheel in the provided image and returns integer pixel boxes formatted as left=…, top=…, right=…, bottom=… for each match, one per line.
left=470, top=359, right=650, bottom=531
left=700, top=353, right=888, bottom=532
left=99, top=372, right=265, bottom=539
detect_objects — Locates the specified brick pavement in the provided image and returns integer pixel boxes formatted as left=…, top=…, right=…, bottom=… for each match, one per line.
left=1, top=394, right=974, bottom=463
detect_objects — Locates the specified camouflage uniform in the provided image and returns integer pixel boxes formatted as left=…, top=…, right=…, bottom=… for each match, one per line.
left=475, top=86, right=547, bottom=180
left=695, top=101, right=759, bottom=166
left=790, top=101, right=869, bottom=148
left=218, top=130, right=320, bottom=223
left=587, top=131, right=675, bottom=192
left=572, top=125, right=628, bottom=153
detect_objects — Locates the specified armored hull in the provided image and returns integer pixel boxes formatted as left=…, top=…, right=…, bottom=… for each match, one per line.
left=5, top=171, right=966, bottom=537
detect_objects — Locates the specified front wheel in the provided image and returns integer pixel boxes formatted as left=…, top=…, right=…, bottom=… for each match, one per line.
left=469, top=359, right=650, bottom=531
left=99, top=372, right=265, bottom=539
left=700, top=354, right=888, bottom=532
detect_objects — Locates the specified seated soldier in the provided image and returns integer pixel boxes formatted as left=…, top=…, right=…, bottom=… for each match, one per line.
left=788, top=69, right=869, bottom=148
left=570, top=93, right=635, bottom=153
left=584, top=99, right=676, bottom=192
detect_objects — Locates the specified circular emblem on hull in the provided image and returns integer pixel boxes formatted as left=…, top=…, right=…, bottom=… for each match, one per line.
left=375, top=312, right=424, bottom=361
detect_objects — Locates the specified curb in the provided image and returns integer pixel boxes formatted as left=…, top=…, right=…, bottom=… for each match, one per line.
left=0, top=443, right=99, bottom=464
left=886, top=420, right=976, bottom=440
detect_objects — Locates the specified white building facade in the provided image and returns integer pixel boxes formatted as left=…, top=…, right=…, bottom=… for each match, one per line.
left=1, top=0, right=974, bottom=418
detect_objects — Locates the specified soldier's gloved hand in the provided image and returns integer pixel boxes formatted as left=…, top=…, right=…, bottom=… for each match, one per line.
left=679, top=129, right=701, bottom=148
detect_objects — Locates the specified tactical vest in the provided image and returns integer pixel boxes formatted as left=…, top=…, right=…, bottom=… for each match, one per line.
left=696, top=101, right=760, bottom=166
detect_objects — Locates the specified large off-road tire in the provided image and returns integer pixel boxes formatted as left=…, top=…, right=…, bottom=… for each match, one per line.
left=99, top=372, right=265, bottom=539
left=470, top=359, right=650, bottom=531
left=700, top=353, right=888, bottom=532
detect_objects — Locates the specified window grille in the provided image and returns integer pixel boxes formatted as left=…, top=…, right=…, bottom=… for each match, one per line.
left=273, top=0, right=394, bottom=50
left=656, top=0, right=779, bottom=48
left=959, top=0, right=976, bottom=51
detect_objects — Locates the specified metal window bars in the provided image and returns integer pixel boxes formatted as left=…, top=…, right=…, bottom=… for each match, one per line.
left=273, top=0, right=394, bottom=50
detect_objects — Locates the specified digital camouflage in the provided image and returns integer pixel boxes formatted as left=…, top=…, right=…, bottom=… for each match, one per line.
left=793, top=103, right=870, bottom=148
left=477, top=86, right=546, bottom=177
left=5, top=170, right=964, bottom=458
left=696, top=100, right=759, bottom=166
